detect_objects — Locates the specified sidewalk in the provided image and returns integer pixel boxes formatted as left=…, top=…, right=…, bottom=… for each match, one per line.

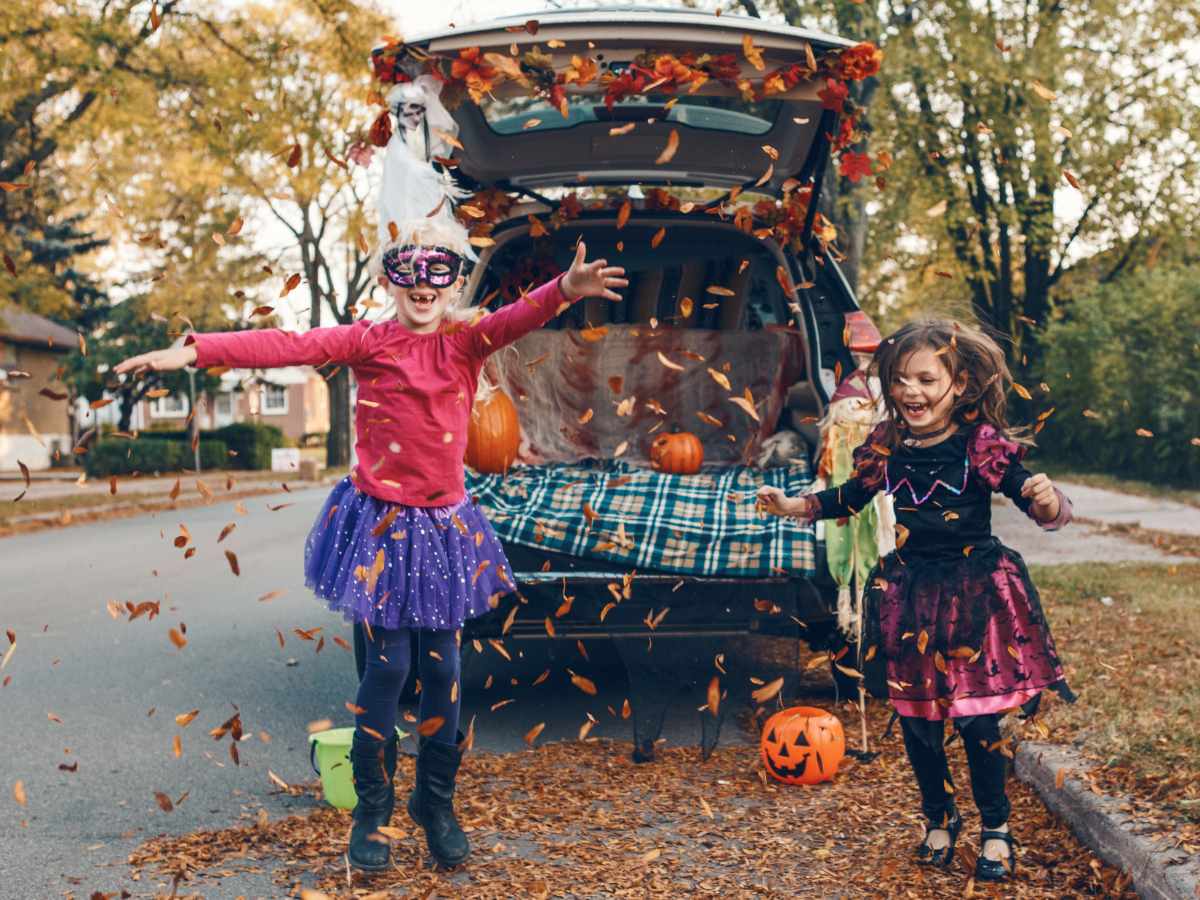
left=1057, top=480, right=1200, bottom=536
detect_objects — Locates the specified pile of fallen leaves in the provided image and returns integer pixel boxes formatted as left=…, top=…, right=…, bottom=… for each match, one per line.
left=129, top=704, right=1135, bottom=899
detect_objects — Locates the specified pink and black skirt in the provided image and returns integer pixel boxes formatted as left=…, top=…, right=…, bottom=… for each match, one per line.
left=863, top=538, right=1075, bottom=720
left=304, top=477, right=514, bottom=631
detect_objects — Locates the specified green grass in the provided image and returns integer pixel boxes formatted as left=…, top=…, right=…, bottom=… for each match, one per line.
left=1033, top=562, right=1200, bottom=822
left=1036, top=460, right=1200, bottom=508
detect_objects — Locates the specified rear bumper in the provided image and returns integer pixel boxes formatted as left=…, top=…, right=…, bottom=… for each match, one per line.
left=463, top=538, right=838, bottom=641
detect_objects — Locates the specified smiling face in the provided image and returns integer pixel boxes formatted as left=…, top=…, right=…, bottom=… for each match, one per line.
left=889, top=346, right=966, bottom=433
left=381, top=244, right=466, bottom=334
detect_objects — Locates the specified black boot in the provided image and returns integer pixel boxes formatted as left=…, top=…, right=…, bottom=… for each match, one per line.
left=407, top=733, right=470, bottom=867
left=347, top=731, right=397, bottom=872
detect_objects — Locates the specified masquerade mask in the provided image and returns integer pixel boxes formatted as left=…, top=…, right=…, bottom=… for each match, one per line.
left=382, top=245, right=464, bottom=289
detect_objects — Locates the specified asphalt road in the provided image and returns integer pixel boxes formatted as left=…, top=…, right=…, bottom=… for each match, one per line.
left=0, top=487, right=751, bottom=899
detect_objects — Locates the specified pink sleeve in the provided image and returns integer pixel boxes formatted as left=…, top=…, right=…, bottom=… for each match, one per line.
left=464, top=275, right=574, bottom=358
left=187, top=322, right=371, bottom=370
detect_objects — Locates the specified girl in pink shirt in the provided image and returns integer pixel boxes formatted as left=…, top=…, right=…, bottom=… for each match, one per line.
left=116, top=220, right=626, bottom=872
left=758, top=319, right=1075, bottom=883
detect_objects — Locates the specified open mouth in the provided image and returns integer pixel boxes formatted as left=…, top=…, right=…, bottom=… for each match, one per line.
left=902, top=402, right=929, bottom=418
left=407, top=290, right=437, bottom=312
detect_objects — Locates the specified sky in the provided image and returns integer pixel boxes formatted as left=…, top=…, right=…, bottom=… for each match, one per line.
left=378, top=0, right=558, bottom=38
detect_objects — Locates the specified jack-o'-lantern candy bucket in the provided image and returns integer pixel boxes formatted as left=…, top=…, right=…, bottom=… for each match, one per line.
left=760, top=706, right=845, bottom=785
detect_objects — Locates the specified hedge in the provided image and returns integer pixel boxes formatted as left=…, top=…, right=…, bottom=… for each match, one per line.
left=1037, top=266, right=1200, bottom=487
left=84, top=437, right=229, bottom=477
left=130, top=422, right=286, bottom=470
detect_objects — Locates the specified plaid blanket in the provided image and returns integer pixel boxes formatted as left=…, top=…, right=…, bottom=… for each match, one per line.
left=465, top=459, right=816, bottom=577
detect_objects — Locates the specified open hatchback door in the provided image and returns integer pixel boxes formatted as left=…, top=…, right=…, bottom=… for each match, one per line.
left=400, top=7, right=857, bottom=205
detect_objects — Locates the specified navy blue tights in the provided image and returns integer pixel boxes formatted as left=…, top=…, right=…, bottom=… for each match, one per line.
left=355, top=626, right=460, bottom=745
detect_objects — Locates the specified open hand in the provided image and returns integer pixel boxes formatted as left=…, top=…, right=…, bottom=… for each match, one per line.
left=560, top=240, right=628, bottom=302
left=755, top=486, right=814, bottom=521
left=114, top=343, right=197, bottom=376
left=1020, top=472, right=1060, bottom=521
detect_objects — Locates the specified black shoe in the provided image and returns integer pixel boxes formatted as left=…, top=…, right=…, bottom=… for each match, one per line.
left=347, top=731, right=397, bottom=872
left=916, top=807, right=962, bottom=869
left=407, top=732, right=470, bottom=867
left=975, top=828, right=1016, bottom=882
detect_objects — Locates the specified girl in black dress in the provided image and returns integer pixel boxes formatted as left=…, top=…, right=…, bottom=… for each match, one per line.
left=758, top=318, right=1075, bottom=882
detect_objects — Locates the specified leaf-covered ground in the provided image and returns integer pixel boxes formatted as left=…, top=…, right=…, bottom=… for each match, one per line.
left=129, top=709, right=1136, bottom=899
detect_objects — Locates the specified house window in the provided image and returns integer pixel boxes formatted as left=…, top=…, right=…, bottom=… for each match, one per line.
left=261, top=384, right=288, bottom=415
left=215, top=393, right=234, bottom=417
left=150, top=393, right=189, bottom=418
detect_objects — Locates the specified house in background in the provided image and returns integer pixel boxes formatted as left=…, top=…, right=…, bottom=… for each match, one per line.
left=139, top=367, right=330, bottom=445
left=0, top=308, right=77, bottom=471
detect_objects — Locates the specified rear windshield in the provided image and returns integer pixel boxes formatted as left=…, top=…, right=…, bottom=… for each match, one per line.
left=483, top=91, right=784, bottom=136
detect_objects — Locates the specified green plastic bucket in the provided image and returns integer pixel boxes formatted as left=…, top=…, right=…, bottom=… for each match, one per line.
left=308, top=727, right=405, bottom=810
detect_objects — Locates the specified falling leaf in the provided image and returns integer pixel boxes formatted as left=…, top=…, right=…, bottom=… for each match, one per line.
left=280, top=273, right=301, bottom=297
left=154, top=791, right=174, bottom=812
left=285, top=143, right=302, bottom=168
left=524, top=722, right=545, bottom=746
left=616, top=199, right=632, bottom=230
left=706, top=677, right=720, bottom=716
left=1030, top=80, right=1057, bottom=102
left=679, top=297, right=694, bottom=318
left=706, top=368, right=731, bottom=391
left=609, top=122, right=636, bottom=136
left=650, top=226, right=666, bottom=248
left=926, top=199, right=948, bottom=218
left=657, top=351, right=684, bottom=372
left=655, top=129, right=680, bottom=165
left=224, top=550, right=240, bottom=576
left=416, top=716, right=446, bottom=738
left=168, top=628, right=187, bottom=650
left=1135, top=427, right=1153, bottom=438
left=751, top=676, right=784, bottom=704
left=728, top=394, right=760, bottom=423
left=570, top=673, right=598, bottom=695
left=1012, top=382, right=1032, bottom=400
left=172, top=735, right=182, bottom=758
left=916, top=630, right=930, bottom=655
left=1062, top=170, right=1081, bottom=190
left=175, top=709, right=199, bottom=727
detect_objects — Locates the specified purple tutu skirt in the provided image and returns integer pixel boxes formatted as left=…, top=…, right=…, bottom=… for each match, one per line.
left=304, top=477, right=514, bottom=631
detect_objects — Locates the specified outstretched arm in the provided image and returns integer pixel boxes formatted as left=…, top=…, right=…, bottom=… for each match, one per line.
left=115, top=323, right=371, bottom=376
left=467, top=241, right=627, bottom=356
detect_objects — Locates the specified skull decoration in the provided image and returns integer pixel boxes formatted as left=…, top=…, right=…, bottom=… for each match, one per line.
left=760, top=706, right=845, bottom=785
left=395, top=98, right=426, bottom=132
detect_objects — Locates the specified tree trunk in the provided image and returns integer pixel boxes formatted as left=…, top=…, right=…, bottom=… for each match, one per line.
left=325, top=365, right=352, bottom=469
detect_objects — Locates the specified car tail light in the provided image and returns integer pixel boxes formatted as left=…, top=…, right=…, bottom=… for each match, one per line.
left=843, top=310, right=881, bottom=354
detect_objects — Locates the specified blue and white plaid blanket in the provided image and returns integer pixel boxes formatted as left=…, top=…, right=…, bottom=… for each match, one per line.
left=465, top=459, right=816, bottom=577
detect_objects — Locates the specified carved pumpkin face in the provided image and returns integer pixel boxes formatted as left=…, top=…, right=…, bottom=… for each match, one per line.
left=760, top=706, right=845, bottom=785
left=466, top=389, right=521, bottom=474
left=649, top=430, right=703, bottom=475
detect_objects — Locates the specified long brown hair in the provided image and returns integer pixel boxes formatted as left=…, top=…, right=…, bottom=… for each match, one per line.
left=869, top=318, right=1028, bottom=452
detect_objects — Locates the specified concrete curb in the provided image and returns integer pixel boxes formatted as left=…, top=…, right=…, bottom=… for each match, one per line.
left=1016, top=742, right=1200, bottom=900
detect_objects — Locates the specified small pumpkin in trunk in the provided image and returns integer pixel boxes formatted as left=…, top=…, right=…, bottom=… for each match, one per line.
left=649, top=428, right=703, bottom=475
left=466, top=389, right=520, bottom=473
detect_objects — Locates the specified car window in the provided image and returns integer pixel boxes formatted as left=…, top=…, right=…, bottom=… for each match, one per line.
left=483, top=91, right=785, bottom=137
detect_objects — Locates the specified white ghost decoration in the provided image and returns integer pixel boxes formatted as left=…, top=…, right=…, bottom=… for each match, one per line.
left=378, top=75, right=466, bottom=244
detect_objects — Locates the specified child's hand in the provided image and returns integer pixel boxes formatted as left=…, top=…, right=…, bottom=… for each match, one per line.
left=114, top=343, right=198, bottom=376
left=560, top=240, right=628, bottom=302
left=1020, top=472, right=1061, bottom=522
left=756, top=486, right=815, bottom=521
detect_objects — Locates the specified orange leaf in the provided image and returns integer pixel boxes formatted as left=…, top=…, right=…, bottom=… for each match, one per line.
left=616, top=199, right=632, bottom=230
left=570, top=673, right=598, bottom=695
left=524, top=722, right=545, bottom=746
left=417, top=716, right=446, bottom=737
left=706, top=676, right=720, bottom=716
left=741, top=34, right=765, bottom=71
left=655, top=129, right=680, bottom=165
left=751, top=676, right=784, bottom=704
left=168, top=628, right=187, bottom=650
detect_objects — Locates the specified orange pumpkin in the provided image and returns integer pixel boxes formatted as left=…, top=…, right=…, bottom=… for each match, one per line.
left=760, top=706, right=845, bottom=785
left=649, top=429, right=703, bottom=475
left=465, top=389, right=520, bottom=473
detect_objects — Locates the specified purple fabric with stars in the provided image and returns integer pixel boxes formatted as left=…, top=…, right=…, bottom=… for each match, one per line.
left=304, top=477, right=513, bottom=630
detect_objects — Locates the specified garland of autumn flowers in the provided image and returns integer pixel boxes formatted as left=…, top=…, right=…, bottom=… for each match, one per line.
left=369, top=36, right=883, bottom=183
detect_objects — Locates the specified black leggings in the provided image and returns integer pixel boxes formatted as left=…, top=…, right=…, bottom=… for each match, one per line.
left=355, top=627, right=460, bottom=745
left=900, top=714, right=1011, bottom=828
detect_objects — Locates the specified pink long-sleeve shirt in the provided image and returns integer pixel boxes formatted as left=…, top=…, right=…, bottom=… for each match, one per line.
left=188, top=276, right=574, bottom=506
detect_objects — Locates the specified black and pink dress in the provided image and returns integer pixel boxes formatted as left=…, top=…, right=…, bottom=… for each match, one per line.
left=811, top=423, right=1075, bottom=720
